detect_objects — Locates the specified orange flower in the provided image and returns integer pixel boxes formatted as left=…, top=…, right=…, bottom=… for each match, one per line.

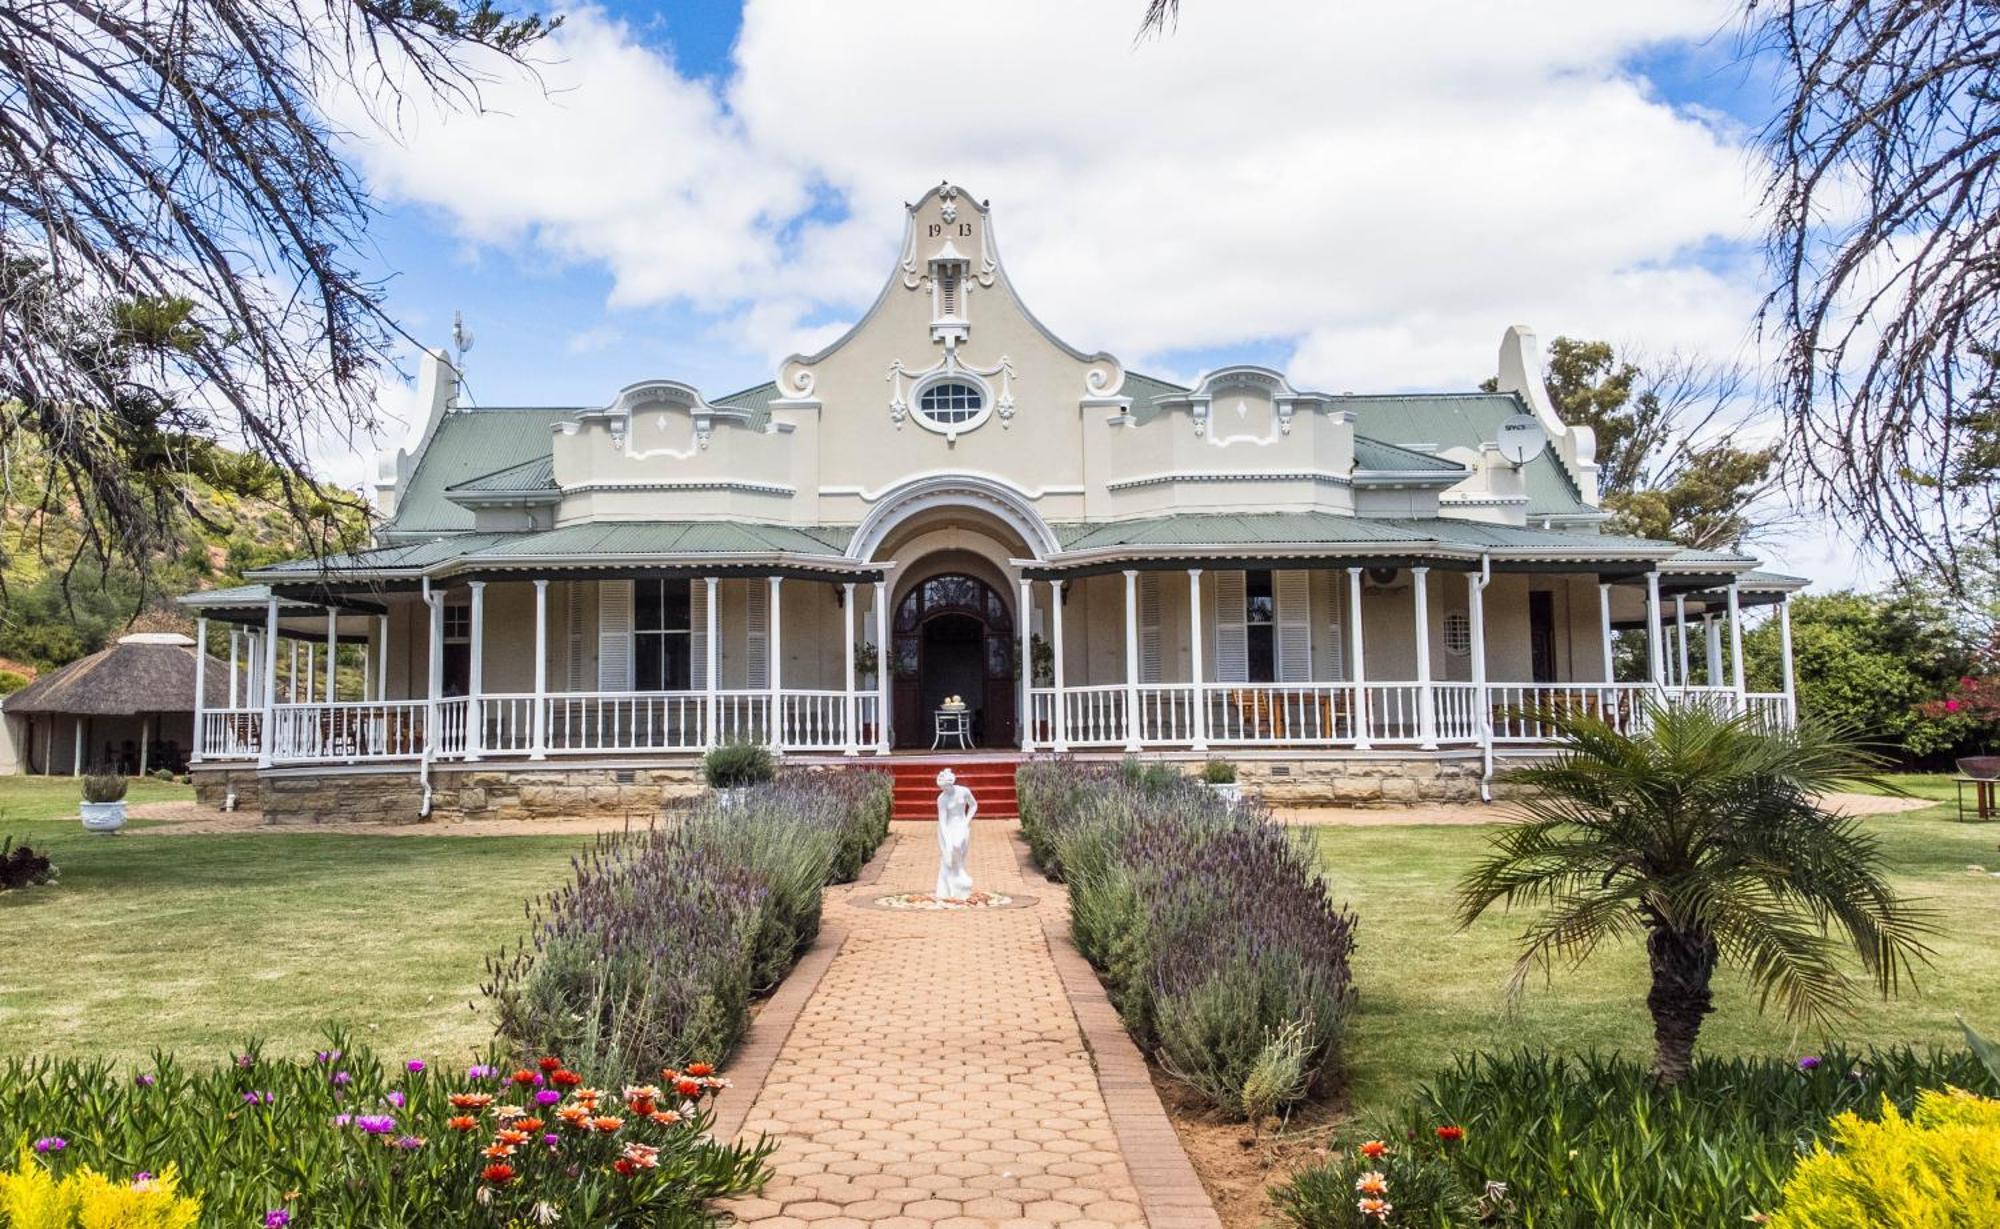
left=482, top=1143, right=517, bottom=1158
left=1359, top=1140, right=1388, bottom=1159
left=447, top=1116, right=479, bottom=1132
left=1354, top=1171, right=1389, bottom=1196
left=659, top=1067, right=680, bottom=1082
left=620, top=1142, right=659, bottom=1169
left=613, top=1158, right=636, bottom=1177
left=512, top=1070, right=538, bottom=1086
left=628, top=1097, right=656, bottom=1117
left=515, top=1117, right=545, bottom=1133
left=537, top=1057, right=563, bottom=1073
left=674, top=1078, right=702, bottom=1098
left=557, top=1106, right=591, bottom=1127
left=686, top=1062, right=714, bottom=1077
left=551, top=1069, right=583, bottom=1088
left=1357, top=1196, right=1392, bottom=1220
left=496, top=1129, right=531, bottom=1146
left=649, top=1109, right=682, bottom=1127
left=1435, top=1125, right=1465, bottom=1143
left=591, top=1116, right=624, bottom=1134
left=449, top=1093, right=494, bottom=1110
left=482, top=1163, right=515, bottom=1186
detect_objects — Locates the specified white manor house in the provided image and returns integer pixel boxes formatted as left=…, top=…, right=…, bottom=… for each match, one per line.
left=181, top=185, right=1803, bottom=817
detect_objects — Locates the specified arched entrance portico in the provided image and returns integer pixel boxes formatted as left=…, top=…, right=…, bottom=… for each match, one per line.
left=892, top=574, right=1015, bottom=747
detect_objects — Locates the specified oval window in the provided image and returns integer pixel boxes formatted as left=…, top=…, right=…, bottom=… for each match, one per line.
left=918, top=380, right=984, bottom=427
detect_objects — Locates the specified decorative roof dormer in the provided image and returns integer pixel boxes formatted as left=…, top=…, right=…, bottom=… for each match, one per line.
left=929, top=241, right=969, bottom=348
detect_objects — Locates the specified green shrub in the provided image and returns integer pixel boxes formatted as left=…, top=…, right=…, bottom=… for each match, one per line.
left=0, top=1033, right=769, bottom=1228
left=1199, top=758, right=1237, bottom=784
left=0, top=837, right=57, bottom=890
left=1016, top=759, right=1356, bottom=1117
left=1275, top=1047, right=2000, bottom=1228
left=1766, top=1088, right=2000, bottom=1227
left=702, top=741, right=774, bottom=789
left=0, top=670, right=28, bottom=695
left=80, top=770, right=127, bottom=803
left=488, top=772, right=892, bottom=1083
left=1273, top=1137, right=1483, bottom=1229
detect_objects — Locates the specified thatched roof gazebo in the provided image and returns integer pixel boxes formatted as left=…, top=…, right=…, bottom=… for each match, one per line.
left=2, top=633, right=230, bottom=776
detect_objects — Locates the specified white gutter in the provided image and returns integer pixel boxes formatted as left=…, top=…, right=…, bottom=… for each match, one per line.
left=417, top=577, right=438, bottom=818
left=1473, top=554, right=1495, bottom=802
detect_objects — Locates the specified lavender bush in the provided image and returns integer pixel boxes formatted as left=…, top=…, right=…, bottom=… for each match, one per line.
left=1018, top=758, right=1358, bottom=1115
left=486, top=770, right=890, bottom=1083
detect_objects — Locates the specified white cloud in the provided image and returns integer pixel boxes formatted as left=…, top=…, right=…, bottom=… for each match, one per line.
left=338, top=0, right=1764, bottom=390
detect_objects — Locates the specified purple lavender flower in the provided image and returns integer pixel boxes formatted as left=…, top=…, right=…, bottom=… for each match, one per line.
left=535, top=1089, right=561, bottom=1107
left=468, top=1063, right=498, bottom=1080
left=405, top=1059, right=426, bottom=1074
left=386, top=1090, right=406, bottom=1109
left=1797, top=1055, right=1822, bottom=1071
left=243, top=1090, right=273, bottom=1106
left=356, top=1114, right=397, bottom=1134
left=32, top=1137, right=65, bottom=1154
left=315, top=1049, right=341, bottom=1064
left=265, top=1211, right=292, bottom=1228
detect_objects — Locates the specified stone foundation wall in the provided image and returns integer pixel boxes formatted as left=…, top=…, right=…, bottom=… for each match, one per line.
left=191, top=764, right=264, bottom=812
left=435, top=765, right=704, bottom=823
left=1184, top=753, right=1539, bottom=806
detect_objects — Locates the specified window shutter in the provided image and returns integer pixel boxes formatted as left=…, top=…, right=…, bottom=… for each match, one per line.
left=1213, top=571, right=1248, bottom=683
left=1276, top=570, right=1313, bottom=682
left=566, top=582, right=591, bottom=691
left=690, top=581, right=709, bottom=690
left=1139, top=573, right=1163, bottom=684
left=597, top=580, right=633, bottom=692
left=1323, top=571, right=1346, bottom=682
left=743, top=579, right=769, bottom=689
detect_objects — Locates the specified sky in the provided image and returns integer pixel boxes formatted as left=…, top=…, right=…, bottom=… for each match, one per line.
left=329, top=0, right=1873, bottom=589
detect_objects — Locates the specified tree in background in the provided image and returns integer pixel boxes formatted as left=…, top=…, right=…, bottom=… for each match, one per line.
left=1745, top=590, right=1976, bottom=764
left=1759, top=1, right=2000, bottom=586
left=0, top=0, right=552, bottom=584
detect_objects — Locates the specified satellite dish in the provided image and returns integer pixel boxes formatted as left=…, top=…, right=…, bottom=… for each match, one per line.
left=1496, top=413, right=1547, bottom=466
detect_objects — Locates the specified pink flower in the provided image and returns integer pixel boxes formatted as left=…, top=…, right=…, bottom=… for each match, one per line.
left=1947, top=699, right=1963, bottom=713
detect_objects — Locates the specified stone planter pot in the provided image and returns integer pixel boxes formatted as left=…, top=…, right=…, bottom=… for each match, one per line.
left=1204, top=782, right=1242, bottom=805
left=79, top=800, right=127, bottom=833
left=1958, top=756, right=2000, bottom=780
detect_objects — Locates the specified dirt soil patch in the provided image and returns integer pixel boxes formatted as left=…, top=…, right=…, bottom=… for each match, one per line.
left=1147, top=1065, right=1349, bottom=1229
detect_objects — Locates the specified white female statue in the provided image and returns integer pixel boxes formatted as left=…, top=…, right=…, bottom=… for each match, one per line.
left=933, top=768, right=978, bottom=900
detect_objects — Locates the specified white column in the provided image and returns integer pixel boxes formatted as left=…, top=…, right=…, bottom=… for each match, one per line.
left=767, top=576, right=784, bottom=751
left=466, top=581, right=485, bottom=760
left=1728, top=582, right=1746, bottom=704
left=1599, top=582, right=1616, bottom=683
left=842, top=582, right=858, bottom=756
left=1051, top=579, right=1069, bottom=753
left=288, top=641, right=299, bottom=702
left=530, top=580, right=549, bottom=759
left=1467, top=570, right=1488, bottom=745
left=1779, top=594, right=1797, bottom=723
left=139, top=715, right=150, bottom=777
left=1705, top=615, right=1725, bottom=686
left=704, top=577, right=720, bottom=748
left=1674, top=595, right=1691, bottom=690
left=1412, top=566, right=1437, bottom=749
left=72, top=719, right=82, bottom=777
left=427, top=592, right=444, bottom=710
left=1122, top=570, right=1142, bottom=752
left=1644, top=571, right=1665, bottom=687
left=1352, top=568, right=1368, bottom=752
left=375, top=614, right=389, bottom=700
left=1188, top=569, right=1207, bottom=752
left=191, top=617, right=208, bottom=765
left=244, top=631, right=257, bottom=714
left=873, top=579, right=891, bottom=753
left=260, top=598, right=279, bottom=768
left=227, top=628, right=240, bottom=709
left=324, top=607, right=338, bottom=702
left=1019, top=577, right=1035, bottom=752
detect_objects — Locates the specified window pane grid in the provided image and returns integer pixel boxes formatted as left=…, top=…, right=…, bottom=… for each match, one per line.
left=918, top=380, right=983, bottom=425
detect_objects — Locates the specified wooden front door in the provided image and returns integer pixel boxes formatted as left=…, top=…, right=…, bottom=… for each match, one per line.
left=891, top=574, right=1016, bottom=748
left=1529, top=590, right=1557, bottom=683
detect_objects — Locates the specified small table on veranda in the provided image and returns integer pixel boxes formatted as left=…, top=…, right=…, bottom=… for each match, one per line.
left=1952, top=775, right=1998, bottom=822
left=932, top=708, right=972, bottom=751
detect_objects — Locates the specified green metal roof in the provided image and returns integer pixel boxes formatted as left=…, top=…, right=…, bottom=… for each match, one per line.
left=712, top=381, right=780, bottom=430
left=1335, top=392, right=1591, bottom=518
left=1352, top=436, right=1467, bottom=474
left=254, top=534, right=515, bottom=576
left=385, top=409, right=578, bottom=537
left=1048, top=512, right=1683, bottom=560
left=468, top=522, right=853, bottom=560
left=446, top=455, right=556, bottom=496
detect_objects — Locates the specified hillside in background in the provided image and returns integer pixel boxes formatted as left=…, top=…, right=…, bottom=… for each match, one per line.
left=0, top=436, right=367, bottom=676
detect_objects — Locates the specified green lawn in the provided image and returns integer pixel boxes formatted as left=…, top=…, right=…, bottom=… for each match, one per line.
left=1318, top=800, right=2000, bottom=1112
left=0, top=774, right=198, bottom=834
left=1834, top=771, right=1956, bottom=803
left=0, top=819, right=590, bottom=1066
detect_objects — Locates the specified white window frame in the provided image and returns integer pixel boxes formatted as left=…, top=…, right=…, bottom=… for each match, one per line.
left=910, top=371, right=994, bottom=438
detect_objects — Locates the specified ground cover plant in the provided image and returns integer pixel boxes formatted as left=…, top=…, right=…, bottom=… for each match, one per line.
left=1273, top=1045, right=2000, bottom=1228
left=486, top=770, right=890, bottom=1084
left=1018, top=757, right=1356, bottom=1117
left=0, top=1033, right=769, bottom=1228
left=1459, top=707, right=1933, bottom=1083
left=0, top=836, right=56, bottom=889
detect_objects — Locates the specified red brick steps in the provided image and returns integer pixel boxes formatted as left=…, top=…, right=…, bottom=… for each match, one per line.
left=888, top=758, right=1019, bottom=820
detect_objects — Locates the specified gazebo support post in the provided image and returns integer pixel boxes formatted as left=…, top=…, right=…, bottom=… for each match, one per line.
left=71, top=718, right=82, bottom=777
left=192, top=616, right=208, bottom=765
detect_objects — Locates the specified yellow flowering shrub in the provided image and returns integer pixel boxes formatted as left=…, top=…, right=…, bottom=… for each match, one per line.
left=1766, top=1088, right=2000, bottom=1228
left=0, top=1149, right=199, bottom=1229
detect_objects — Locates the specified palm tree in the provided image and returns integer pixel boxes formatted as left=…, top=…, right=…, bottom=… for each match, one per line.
left=1457, top=704, right=1934, bottom=1084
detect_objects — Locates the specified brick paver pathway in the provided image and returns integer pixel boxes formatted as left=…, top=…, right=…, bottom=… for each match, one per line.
left=723, top=822, right=1150, bottom=1229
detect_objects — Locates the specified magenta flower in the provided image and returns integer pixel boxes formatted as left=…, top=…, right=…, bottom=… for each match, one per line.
left=356, top=1114, right=396, bottom=1134
left=331, top=1071, right=352, bottom=1087
left=386, top=1090, right=406, bottom=1109
left=535, top=1089, right=562, bottom=1106
left=33, top=1137, right=65, bottom=1154
left=332, top=1113, right=353, bottom=1127
left=393, top=1135, right=423, bottom=1150
left=405, top=1059, right=426, bottom=1074
left=467, top=1063, right=498, bottom=1080
left=543, top=1133, right=561, bottom=1148
left=1947, top=699, right=1963, bottom=713
left=1797, top=1055, right=1822, bottom=1071
left=243, top=1090, right=273, bottom=1106
left=235, top=1054, right=255, bottom=1069
left=134, top=1073, right=155, bottom=1087
left=315, top=1050, right=341, bottom=1064
left=265, top=1211, right=292, bottom=1228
